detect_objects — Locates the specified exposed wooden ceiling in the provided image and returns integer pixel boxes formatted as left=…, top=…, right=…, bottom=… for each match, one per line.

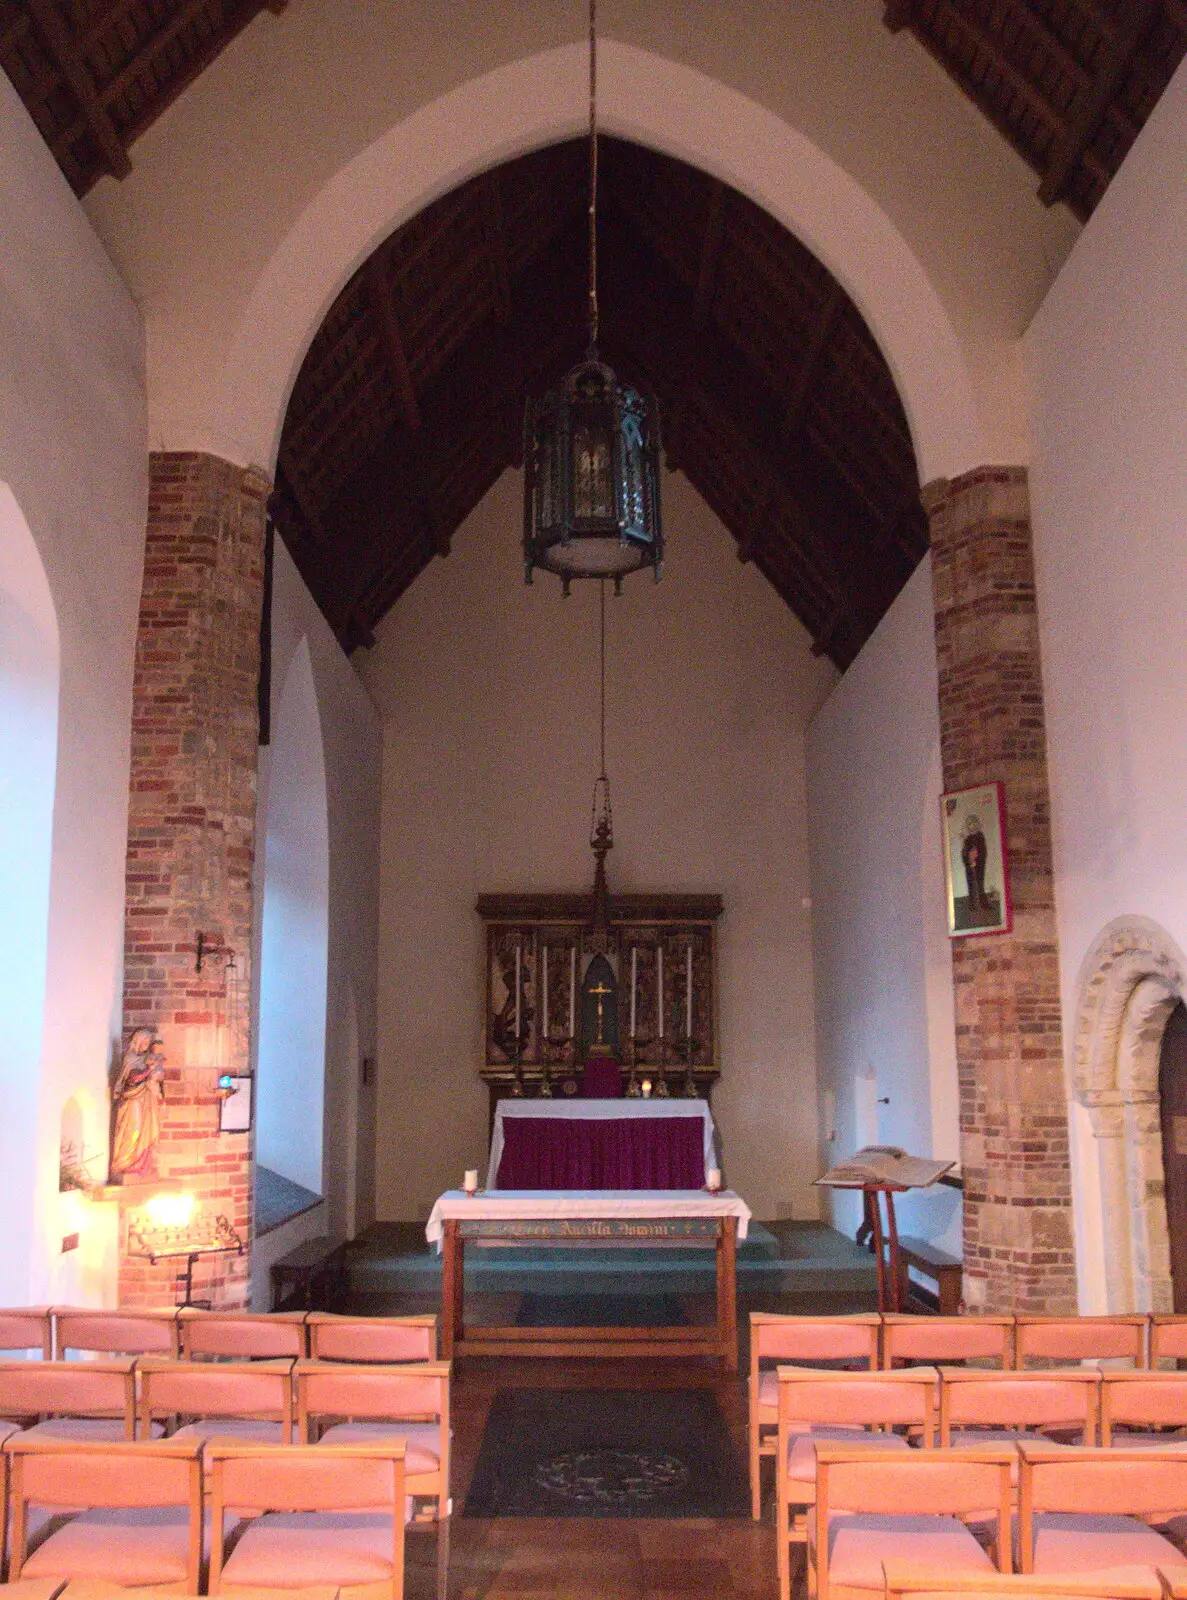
left=270, top=137, right=927, bottom=668
left=885, top=0, right=1187, bottom=222
left=0, top=0, right=285, bottom=194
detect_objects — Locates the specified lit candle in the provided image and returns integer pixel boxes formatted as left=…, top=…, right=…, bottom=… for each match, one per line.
left=630, top=946, right=638, bottom=1038
left=514, top=944, right=521, bottom=1042
left=569, top=945, right=577, bottom=1038
left=657, top=944, right=664, bottom=1039
left=463, top=1169, right=478, bottom=1195
left=542, top=943, right=549, bottom=1041
left=686, top=942, right=693, bottom=1039
left=706, top=1167, right=721, bottom=1193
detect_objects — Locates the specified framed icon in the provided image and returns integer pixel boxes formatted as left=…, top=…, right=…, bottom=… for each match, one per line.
left=941, top=781, right=1012, bottom=938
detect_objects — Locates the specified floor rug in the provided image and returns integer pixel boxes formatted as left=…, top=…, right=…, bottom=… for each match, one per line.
left=516, top=1291, right=687, bottom=1327
left=462, top=1388, right=749, bottom=1518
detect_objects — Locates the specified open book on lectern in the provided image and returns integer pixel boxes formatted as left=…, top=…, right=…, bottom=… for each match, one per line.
left=815, top=1145, right=956, bottom=1190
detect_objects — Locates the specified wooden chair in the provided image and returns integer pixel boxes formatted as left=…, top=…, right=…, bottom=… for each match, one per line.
left=881, top=1315, right=1013, bottom=1370
left=178, top=1309, right=307, bottom=1361
left=776, top=1366, right=938, bottom=1600
left=939, top=1369, right=1100, bottom=1454
left=305, top=1312, right=438, bottom=1363
left=0, top=1310, right=52, bottom=1361
left=749, top=1312, right=880, bottom=1519
left=0, top=1361, right=137, bottom=1442
left=1013, top=1315, right=1148, bottom=1370
left=882, top=1562, right=1165, bottom=1598
left=1017, top=1445, right=1187, bottom=1579
left=812, top=1446, right=1013, bottom=1600
left=52, top=1308, right=179, bottom=1361
left=1101, top=1370, right=1187, bottom=1446
left=138, top=1358, right=294, bottom=1445
left=206, top=1440, right=406, bottom=1599
left=6, top=1435, right=202, bottom=1590
left=1149, top=1315, right=1187, bottom=1368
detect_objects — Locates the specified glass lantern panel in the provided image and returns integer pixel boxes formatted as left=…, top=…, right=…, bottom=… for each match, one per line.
left=572, top=422, right=615, bottom=521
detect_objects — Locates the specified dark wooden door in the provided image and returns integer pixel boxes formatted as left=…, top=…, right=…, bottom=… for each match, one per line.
left=1159, top=1001, right=1187, bottom=1312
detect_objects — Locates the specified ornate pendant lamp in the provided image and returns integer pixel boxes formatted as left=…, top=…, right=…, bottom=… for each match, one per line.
left=522, top=0, right=663, bottom=596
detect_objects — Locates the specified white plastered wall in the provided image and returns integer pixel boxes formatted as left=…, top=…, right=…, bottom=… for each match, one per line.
left=1025, top=56, right=1187, bottom=1312
left=806, top=559, right=961, bottom=1252
left=251, top=541, right=382, bottom=1305
left=358, top=470, right=835, bottom=1221
left=0, top=72, right=147, bottom=1305
left=80, top=3, right=1076, bottom=481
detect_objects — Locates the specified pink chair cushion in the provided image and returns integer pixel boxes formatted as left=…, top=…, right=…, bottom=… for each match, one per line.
left=220, top=1511, right=399, bottom=1586
left=316, top=1420, right=441, bottom=1474
left=813, top=1514, right=993, bottom=1590
left=173, top=1418, right=286, bottom=1445
left=786, top=1428, right=910, bottom=1488
left=21, top=1419, right=161, bottom=1441
left=1032, top=1512, right=1187, bottom=1575
left=21, top=1507, right=192, bottom=1585
left=0, top=1418, right=21, bottom=1441
left=1108, top=1429, right=1187, bottom=1447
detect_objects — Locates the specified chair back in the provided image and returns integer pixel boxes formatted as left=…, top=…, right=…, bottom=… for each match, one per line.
left=882, top=1315, right=1012, bottom=1368
left=179, top=1310, right=307, bottom=1360
left=777, top=1365, right=938, bottom=1439
left=939, top=1368, right=1100, bottom=1444
left=295, top=1360, right=449, bottom=1436
left=0, top=1359, right=136, bottom=1435
left=138, top=1358, right=294, bottom=1440
left=1018, top=1445, right=1187, bottom=1573
left=6, top=1436, right=202, bottom=1587
left=815, top=1447, right=1012, bottom=1600
left=0, top=1308, right=52, bottom=1359
left=751, top=1313, right=880, bottom=1372
left=1150, top=1314, right=1187, bottom=1365
left=205, top=1441, right=405, bottom=1598
left=305, top=1313, right=437, bottom=1363
left=1013, top=1315, right=1147, bottom=1368
left=1101, top=1371, right=1187, bottom=1441
left=53, top=1307, right=179, bottom=1358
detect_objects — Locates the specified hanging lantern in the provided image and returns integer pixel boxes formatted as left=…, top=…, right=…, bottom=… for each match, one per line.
left=521, top=0, right=663, bottom=596
left=523, top=358, right=663, bottom=594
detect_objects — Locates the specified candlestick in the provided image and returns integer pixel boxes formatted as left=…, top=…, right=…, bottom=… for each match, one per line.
left=686, top=942, right=693, bottom=1039
left=514, top=943, right=521, bottom=1043
left=630, top=946, right=637, bottom=1039
left=542, top=942, right=549, bottom=1043
left=657, top=944, right=664, bottom=1040
left=569, top=945, right=577, bottom=1039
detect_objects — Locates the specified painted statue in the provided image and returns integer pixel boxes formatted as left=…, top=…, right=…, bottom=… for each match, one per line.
left=110, top=1028, right=166, bottom=1180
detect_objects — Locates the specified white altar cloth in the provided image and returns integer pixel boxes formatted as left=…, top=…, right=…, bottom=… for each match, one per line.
left=485, top=1097, right=721, bottom=1190
left=425, top=1188, right=751, bottom=1251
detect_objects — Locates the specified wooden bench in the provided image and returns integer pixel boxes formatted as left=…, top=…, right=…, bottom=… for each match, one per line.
left=896, top=1236, right=962, bottom=1316
left=270, top=1236, right=347, bottom=1312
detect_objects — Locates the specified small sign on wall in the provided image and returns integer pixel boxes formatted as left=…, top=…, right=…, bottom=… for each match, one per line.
left=218, top=1076, right=253, bottom=1133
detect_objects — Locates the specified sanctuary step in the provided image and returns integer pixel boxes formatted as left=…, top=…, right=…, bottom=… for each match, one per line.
left=347, top=1218, right=877, bottom=1298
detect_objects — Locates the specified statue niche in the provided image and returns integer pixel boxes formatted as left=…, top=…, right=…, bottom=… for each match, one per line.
left=581, top=953, right=620, bottom=1062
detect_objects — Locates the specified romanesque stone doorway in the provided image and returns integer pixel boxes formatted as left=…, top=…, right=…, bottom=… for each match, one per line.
left=1159, top=1001, right=1187, bottom=1312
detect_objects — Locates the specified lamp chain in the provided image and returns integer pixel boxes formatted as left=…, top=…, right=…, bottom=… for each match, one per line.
left=587, top=0, right=599, bottom=356
left=599, top=576, right=607, bottom=780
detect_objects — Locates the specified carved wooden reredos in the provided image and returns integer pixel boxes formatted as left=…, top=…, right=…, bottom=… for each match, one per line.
left=477, top=892, right=722, bottom=1106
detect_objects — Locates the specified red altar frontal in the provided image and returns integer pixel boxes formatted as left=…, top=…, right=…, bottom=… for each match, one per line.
left=486, top=1099, right=720, bottom=1190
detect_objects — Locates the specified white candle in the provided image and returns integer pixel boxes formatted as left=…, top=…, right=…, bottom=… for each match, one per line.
left=706, top=1167, right=721, bottom=1193
left=542, top=943, right=549, bottom=1041
left=686, top=942, right=693, bottom=1039
left=463, top=1169, right=478, bottom=1194
left=514, top=944, right=521, bottom=1041
left=569, top=945, right=577, bottom=1038
left=657, top=944, right=664, bottom=1039
left=630, top=946, right=637, bottom=1038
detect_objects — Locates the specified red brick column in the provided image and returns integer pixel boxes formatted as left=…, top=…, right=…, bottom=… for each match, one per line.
left=925, top=466, right=1077, bottom=1314
left=120, top=452, right=269, bottom=1308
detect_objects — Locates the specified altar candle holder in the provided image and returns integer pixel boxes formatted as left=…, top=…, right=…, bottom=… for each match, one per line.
left=539, top=1060, right=553, bottom=1097
left=654, top=1067, right=671, bottom=1098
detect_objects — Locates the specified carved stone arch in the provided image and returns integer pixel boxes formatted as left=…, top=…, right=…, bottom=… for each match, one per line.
left=1071, top=917, right=1187, bottom=1312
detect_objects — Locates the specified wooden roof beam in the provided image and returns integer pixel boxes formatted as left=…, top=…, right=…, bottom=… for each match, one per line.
left=783, top=280, right=843, bottom=437
left=276, top=446, right=330, bottom=547
left=480, top=172, right=513, bottom=324
left=693, top=181, right=727, bottom=326
left=1039, top=0, right=1158, bottom=207
left=928, top=0, right=1069, bottom=133
left=366, top=253, right=422, bottom=432
left=26, top=0, right=131, bottom=180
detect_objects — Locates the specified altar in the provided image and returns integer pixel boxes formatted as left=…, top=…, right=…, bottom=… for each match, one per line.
left=486, top=1098, right=720, bottom=1190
